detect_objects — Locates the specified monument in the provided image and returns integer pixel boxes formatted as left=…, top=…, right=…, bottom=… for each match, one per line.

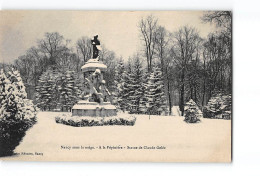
left=72, top=35, right=117, bottom=117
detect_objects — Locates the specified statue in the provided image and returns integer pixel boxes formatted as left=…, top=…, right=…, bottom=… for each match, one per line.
left=91, top=35, right=102, bottom=59
left=84, top=69, right=105, bottom=103
left=72, top=35, right=116, bottom=117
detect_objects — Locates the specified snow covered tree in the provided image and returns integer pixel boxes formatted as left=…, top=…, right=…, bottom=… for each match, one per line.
left=145, top=72, right=157, bottom=115
left=184, top=99, right=202, bottom=123
left=128, top=57, right=144, bottom=114
left=203, top=92, right=231, bottom=119
left=139, top=71, right=149, bottom=114
left=0, top=68, right=37, bottom=120
left=113, top=59, right=125, bottom=108
left=0, top=69, right=12, bottom=119
left=8, top=68, right=27, bottom=99
left=145, top=66, right=167, bottom=115
left=35, top=69, right=59, bottom=111
left=56, top=70, right=80, bottom=111
left=0, top=69, right=37, bottom=156
left=5, top=68, right=28, bottom=119
left=120, top=61, right=134, bottom=112
left=35, top=68, right=81, bottom=111
left=0, top=70, right=10, bottom=102
left=153, top=67, right=167, bottom=114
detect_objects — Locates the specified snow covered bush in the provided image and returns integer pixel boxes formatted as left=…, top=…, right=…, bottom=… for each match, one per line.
left=203, top=92, right=231, bottom=119
left=184, top=99, right=203, bottom=118
left=55, top=113, right=136, bottom=127
left=184, top=99, right=201, bottom=123
left=0, top=69, right=37, bottom=156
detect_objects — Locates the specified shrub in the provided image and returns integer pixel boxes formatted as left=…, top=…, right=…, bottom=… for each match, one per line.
left=0, top=117, right=36, bottom=156
left=0, top=69, right=37, bottom=157
left=184, top=99, right=201, bottom=123
left=55, top=113, right=136, bottom=127
left=203, top=93, right=231, bottom=119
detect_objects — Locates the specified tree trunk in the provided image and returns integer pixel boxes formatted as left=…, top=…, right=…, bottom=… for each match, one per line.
left=179, top=69, right=185, bottom=116
left=202, top=60, right=206, bottom=106
left=166, top=67, right=172, bottom=115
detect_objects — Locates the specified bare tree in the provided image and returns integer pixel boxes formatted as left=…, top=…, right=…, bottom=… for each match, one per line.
left=76, top=36, right=93, bottom=62
left=14, top=51, right=38, bottom=99
left=37, top=32, right=69, bottom=65
left=13, top=33, right=78, bottom=100
left=202, top=32, right=231, bottom=104
left=139, top=15, right=158, bottom=72
left=154, top=26, right=173, bottom=114
left=202, top=11, right=232, bottom=96
left=99, top=45, right=117, bottom=91
left=170, top=26, right=201, bottom=116
left=155, top=26, right=169, bottom=71
left=202, top=11, right=232, bottom=34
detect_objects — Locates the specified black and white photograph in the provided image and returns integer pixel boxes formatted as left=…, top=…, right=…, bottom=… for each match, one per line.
left=0, top=10, right=232, bottom=162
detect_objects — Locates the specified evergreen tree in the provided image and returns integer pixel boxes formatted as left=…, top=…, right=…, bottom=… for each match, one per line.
left=120, top=61, right=134, bottom=112
left=0, top=69, right=12, bottom=119
left=8, top=68, right=27, bottom=99
left=184, top=99, right=201, bottom=123
left=113, top=59, right=125, bottom=108
left=145, top=71, right=157, bottom=115
left=139, top=71, right=149, bottom=114
left=12, top=68, right=38, bottom=119
left=203, top=92, right=231, bottom=119
left=0, top=68, right=37, bottom=120
left=153, top=67, right=168, bottom=115
left=35, top=69, right=58, bottom=111
left=145, top=66, right=167, bottom=115
left=57, top=70, right=80, bottom=111
left=128, top=57, right=144, bottom=114
left=35, top=68, right=81, bottom=111
left=0, top=69, right=37, bottom=156
left=0, top=70, right=10, bottom=105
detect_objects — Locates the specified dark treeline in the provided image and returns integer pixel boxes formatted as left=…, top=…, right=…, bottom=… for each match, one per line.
left=0, top=11, right=232, bottom=115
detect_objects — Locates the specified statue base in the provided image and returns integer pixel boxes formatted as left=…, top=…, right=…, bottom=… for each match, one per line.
left=72, top=100, right=117, bottom=117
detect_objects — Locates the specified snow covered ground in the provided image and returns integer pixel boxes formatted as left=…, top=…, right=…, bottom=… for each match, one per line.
left=2, top=109, right=231, bottom=162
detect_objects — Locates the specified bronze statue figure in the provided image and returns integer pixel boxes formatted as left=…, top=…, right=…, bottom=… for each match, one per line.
left=91, top=35, right=101, bottom=59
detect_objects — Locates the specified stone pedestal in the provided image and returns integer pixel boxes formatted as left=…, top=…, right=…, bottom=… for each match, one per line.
left=72, top=58, right=117, bottom=117
left=72, top=100, right=116, bottom=117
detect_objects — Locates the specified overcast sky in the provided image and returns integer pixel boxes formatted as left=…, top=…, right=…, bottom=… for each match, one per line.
left=0, top=11, right=217, bottom=63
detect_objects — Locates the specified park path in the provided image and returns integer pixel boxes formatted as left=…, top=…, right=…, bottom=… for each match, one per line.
left=171, top=106, right=181, bottom=116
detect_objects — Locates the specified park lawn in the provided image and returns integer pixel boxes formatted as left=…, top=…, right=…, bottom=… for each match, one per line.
left=2, top=111, right=231, bottom=162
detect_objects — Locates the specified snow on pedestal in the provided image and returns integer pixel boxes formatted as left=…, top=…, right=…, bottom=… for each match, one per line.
left=56, top=35, right=136, bottom=126
left=72, top=58, right=117, bottom=117
left=81, top=59, right=107, bottom=72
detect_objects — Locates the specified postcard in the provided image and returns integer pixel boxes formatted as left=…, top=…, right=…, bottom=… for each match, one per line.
left=0, top=11, right=232, bottom=162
